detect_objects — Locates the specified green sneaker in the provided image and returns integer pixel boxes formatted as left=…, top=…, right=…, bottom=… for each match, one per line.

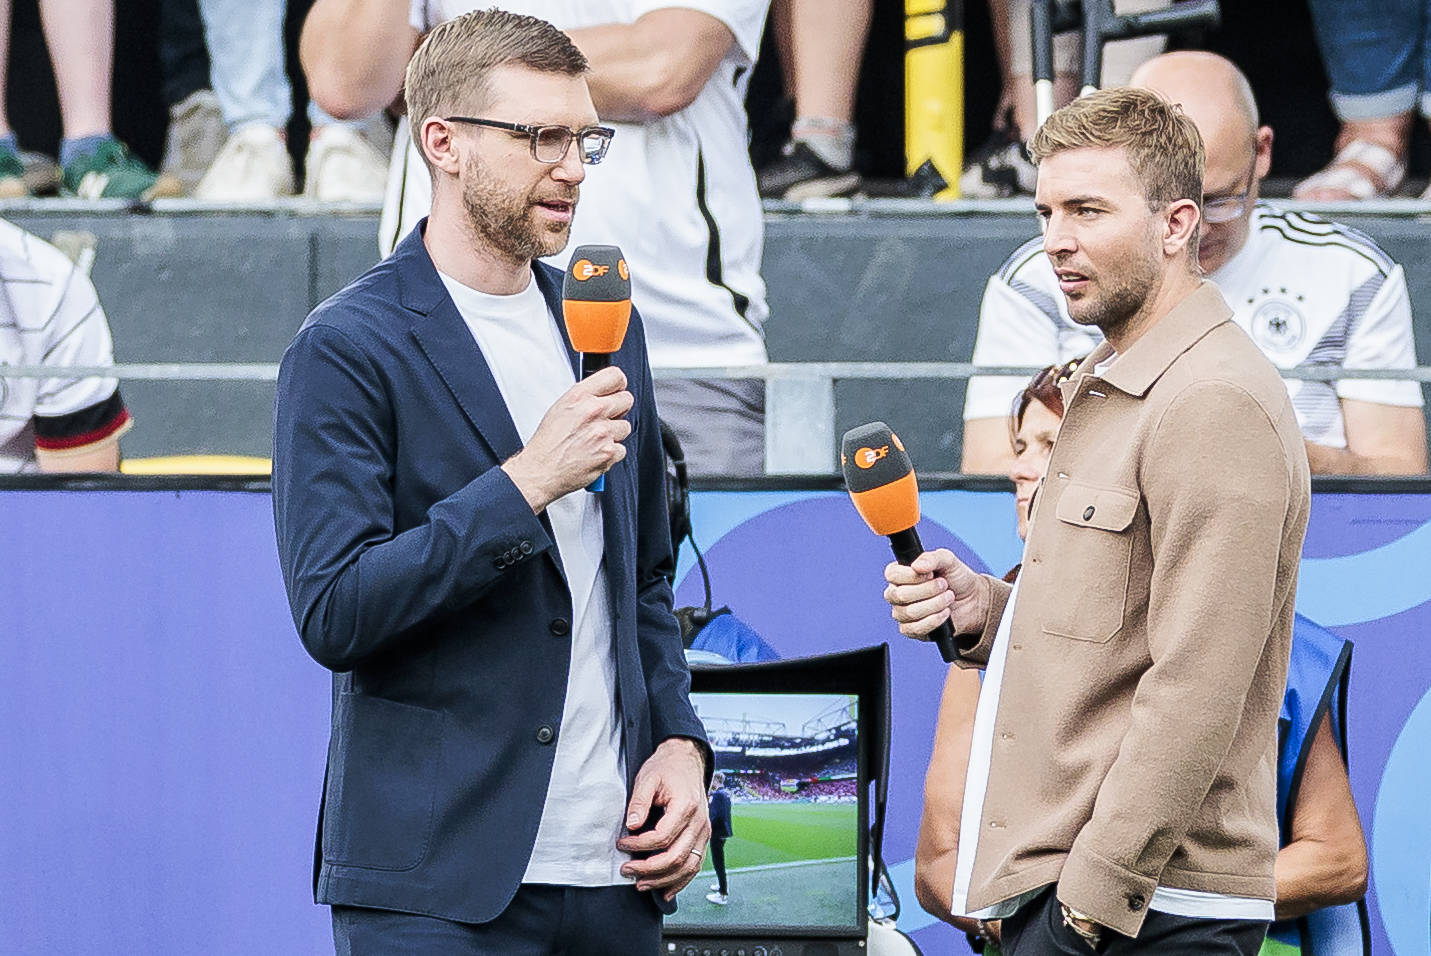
left=0, top=142, right=27, bottom=198
left=61, top=137, right=181, bottom=200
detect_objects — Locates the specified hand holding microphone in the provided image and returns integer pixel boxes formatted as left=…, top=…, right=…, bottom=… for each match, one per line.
left=501, top=245, right=633, bottom=510
left=842, top=422, right=989, bottom=662
left=563, top=244, right=631, bottom=492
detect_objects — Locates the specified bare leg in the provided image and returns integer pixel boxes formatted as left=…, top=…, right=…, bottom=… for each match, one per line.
left=787, top=0, right=871, bottom=123
left=36, top=0, right=114, bottom=139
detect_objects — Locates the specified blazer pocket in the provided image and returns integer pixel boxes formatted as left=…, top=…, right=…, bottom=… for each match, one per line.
left=323, top=693, right=446, bottom=871
left=1042, top=481, right=1139, bottom=643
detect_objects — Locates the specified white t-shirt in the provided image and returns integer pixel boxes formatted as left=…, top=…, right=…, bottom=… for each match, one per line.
left=952, top=583, right=1273, bottom=922
left=386, top=0, right=771, bottom=369
left=965, top=203, right=1422, bottom=449
left=0, top=219, right=131, bottom=472
left=436, top=269, right=632, bottom=886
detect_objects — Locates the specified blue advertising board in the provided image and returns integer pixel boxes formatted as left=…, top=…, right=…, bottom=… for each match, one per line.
left=2, top=482, right=1429, bottom=954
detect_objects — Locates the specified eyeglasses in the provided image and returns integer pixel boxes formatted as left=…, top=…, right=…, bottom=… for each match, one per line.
left=443, top=116, right=615, bottom=165
left=1203, top=154, right=1258, bottom=224
left=1011, top=356, right=1084, bottom=439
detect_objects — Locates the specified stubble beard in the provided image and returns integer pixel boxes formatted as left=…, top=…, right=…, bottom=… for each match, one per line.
left=1064, top=241, right=1162, bottom=339
left=461, top=156, right=575, bottom=263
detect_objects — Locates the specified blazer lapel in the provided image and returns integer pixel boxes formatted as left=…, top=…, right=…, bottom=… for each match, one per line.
left=397, top=222, right=524, bottom=463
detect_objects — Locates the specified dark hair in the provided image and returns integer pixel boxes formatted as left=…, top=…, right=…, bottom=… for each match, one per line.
left=1008, top=356, right=1083, bottom=448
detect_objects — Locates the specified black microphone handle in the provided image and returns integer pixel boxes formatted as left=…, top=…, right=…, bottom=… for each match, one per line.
left=581, top=352, right=612, bottom=378
left=888, top=526, right=958, bottom=664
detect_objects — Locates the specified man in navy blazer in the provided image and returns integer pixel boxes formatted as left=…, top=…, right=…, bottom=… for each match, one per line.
left=272, top=11, right=711, bottom=953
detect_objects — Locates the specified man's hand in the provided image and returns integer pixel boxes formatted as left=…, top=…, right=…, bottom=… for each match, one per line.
left=617, top=737, right=711, bottom=901
left=502, top=367, right=633, bottom=512
left=883, top=548, right=990, bottom=639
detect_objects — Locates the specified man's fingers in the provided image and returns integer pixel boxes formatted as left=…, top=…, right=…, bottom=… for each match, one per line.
left=898, top=606, right=952, bottom=639
left=884, top=560, right=933, bottom=587
left=619, top=794, right=693, bottom=854
left=624, top=774, right=656, bottom=833
left=579, top=366, right=628, bottom=396
left=890, top=589, right=955, bottom=627
left=884, top=576, right=948, bottom=607
left=911, top=548, right=960, bottom=577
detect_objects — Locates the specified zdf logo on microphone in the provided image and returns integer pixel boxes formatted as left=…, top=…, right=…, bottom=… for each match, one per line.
left=855, top=446, right=890, bottom=469
left=572, top=259, right=611, bottom=281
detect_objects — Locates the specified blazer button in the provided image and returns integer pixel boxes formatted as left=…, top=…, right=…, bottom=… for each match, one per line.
left=536, top=725, right=556, bottom=745
left=519, top=541, right=534, bottom=555
left=1128, top=893, right=1146, bottom=911
left=1083, top=505, right=1096, bottom=521
left=550, top=618, right=571, bottom=636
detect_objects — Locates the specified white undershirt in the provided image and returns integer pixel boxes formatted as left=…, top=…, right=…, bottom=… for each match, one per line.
left=952, top=582, right=1274, bottom=922
left=437, top=270, right=632, bottom=886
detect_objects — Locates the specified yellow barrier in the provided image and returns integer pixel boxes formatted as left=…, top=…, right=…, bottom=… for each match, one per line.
left=905, top=0, right=964, bottom=200
left=121, top=455, right=272, bottom=476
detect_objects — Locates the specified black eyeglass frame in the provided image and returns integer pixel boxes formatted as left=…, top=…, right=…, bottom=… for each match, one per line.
left=442, top=116, right=615, bottom=165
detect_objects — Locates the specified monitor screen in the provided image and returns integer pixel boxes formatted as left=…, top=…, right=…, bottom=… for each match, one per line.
left=664, top=691, right=864, bottom=937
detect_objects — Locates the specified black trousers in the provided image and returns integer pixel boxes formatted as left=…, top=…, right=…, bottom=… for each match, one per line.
left=158, top=0, right=211, bottom=106
left=1000, top=886, right=1267, bottom=956
left=710, top=837, right=729, bottom=894
left=332, top=884, right=661, bottom=956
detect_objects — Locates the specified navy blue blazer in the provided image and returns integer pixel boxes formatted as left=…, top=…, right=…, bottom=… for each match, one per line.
left=272, top=222, right=710, bottom=924
left=708, top=789, right=733, bottom=840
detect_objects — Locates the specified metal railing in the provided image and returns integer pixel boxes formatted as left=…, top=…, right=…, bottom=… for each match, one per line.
left=5, top=360, right=1431, bottom=473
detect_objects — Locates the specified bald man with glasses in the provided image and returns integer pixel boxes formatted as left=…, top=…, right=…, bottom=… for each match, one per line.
left=962, top=51, right=1427, bottom=478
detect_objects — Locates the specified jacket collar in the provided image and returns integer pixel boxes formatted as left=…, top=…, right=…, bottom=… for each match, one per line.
left=394, top=219, right=580, bottom=460
left=1063, top=281, right=1231, bottom=402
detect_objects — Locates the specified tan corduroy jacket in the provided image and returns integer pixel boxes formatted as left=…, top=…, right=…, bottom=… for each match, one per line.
left=955, top=282, right=1311, bottom=937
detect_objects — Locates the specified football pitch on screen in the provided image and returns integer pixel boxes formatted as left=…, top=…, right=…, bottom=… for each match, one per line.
left=666, top=802, right=859, bottom=929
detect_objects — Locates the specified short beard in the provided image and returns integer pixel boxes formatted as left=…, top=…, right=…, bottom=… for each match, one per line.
left=1066, top=239, right=1161, bottom=338
left=461, top=154, right=574, bottom=263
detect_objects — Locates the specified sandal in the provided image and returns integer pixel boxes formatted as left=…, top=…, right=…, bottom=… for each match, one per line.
left=1293, top=140, right=1406, bottom=200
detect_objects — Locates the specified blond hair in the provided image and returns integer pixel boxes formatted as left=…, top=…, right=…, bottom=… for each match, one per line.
left=1030, top=87, right=1204, bottom=213
left=404, top=8, right=588, bottom=155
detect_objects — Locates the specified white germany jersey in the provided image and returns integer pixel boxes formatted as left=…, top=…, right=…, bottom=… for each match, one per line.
left=965, top=203, right=1422, bottom=449
left=383, top=0, right=771, bottom=369
left=0, top=219, right=130, bottom=472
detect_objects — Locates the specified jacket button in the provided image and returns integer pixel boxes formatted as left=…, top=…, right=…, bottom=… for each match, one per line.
left=550, top=618, right=571, bottom=636
left=1128, top=893, right=1145, bottom=911
left=536, top=725, right=556, bottom=745
left=519, top=541, right=533, bottom=555
left=1083, top=506, right=1095, bottom=521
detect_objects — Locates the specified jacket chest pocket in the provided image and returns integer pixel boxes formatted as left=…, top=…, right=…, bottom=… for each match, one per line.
left=1041, top=480, right=1139, bottom=643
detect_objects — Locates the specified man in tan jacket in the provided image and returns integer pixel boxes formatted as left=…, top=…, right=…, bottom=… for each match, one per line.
left=885, top=87, right=1310, bottom=953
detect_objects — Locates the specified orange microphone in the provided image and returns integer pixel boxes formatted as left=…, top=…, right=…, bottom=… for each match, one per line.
left=842, top=421, right=957, bottom=662
left=563, top=244, right=632, bottom=492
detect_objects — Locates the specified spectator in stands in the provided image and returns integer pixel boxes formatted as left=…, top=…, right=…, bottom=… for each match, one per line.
left=0, top=0, right=177, bottom=200
left=0, top=219, right=132, bottom=471
left=706, top=771, right=734, bottom=905
left=756, top=0, right=868, bottom=200
left=194, top=0, right=389, bottom=202
left=1296, top=0, right=1431, bottom=200
left=963, top=0, right=1169, bottom=198
left=963, top=51, right=1428, bottom=476
left=299, top=0, right=772, bottom=477
left=922, top=364, right=1368, bottom=954
left=157, top=0, right=226, bottom=196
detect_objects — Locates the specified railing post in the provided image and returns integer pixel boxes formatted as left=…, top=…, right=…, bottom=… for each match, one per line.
left=765, top=371, right=836, bottom=474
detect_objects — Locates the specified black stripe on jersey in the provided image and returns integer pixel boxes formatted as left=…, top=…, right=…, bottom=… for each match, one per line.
left=1258, top=223, right=1390, bottom=278
left=998, top=237, right=1045, bottom=282
left=694, top=149, right=759, bottom=334
left=1258, top=209, right=1394, bottom=273
left=38, top=267, right=78, bottom=332
left=33, top=388, right=127, bottom=446
left=40, top=303, right=101, bottom=360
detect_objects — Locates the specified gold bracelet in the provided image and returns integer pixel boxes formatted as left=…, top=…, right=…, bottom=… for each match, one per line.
left=1060, top=902, right=1103, bottom=948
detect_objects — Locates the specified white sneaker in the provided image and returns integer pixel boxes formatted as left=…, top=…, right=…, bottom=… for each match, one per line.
left=709, top=882, right=721, bottom=892
left=705, top=891, right=729, bottom=905
left=303, top=124, right=388, bottom=202
left=195, top=124, right=295, bottom=201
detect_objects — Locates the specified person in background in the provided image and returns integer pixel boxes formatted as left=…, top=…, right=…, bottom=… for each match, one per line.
left=922, top=364, right=1368, bottom=955
left=156, top=0, right=226, bottom=196
left=756, top=0, right=869, bottom=200
left=962, top=0, right=1169, bottom=198
left=1295, top=0, right=1431, bottom=200
left=194, top=0, right=390, bottom=201
left=963, top=52, right=1427, bottom=477
left=299, top=0, right=773, bottom=478
left=0, top=218, right=132, bottom=471
left=0, top=0, right=177, bottom=199
left=705, top=771, right=734, bottom=905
